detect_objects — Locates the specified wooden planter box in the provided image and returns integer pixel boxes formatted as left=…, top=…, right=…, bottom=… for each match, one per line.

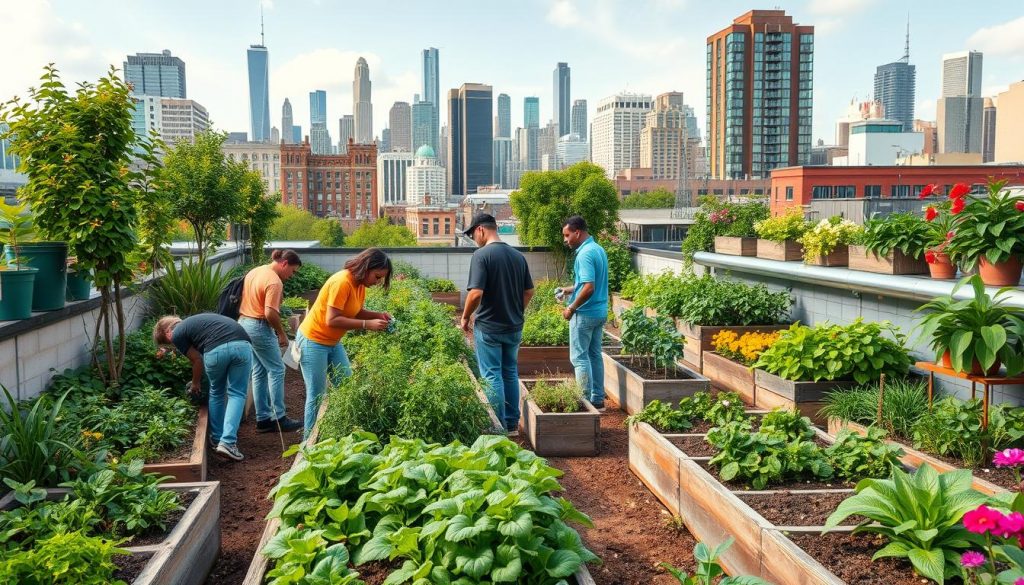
left=601, top=353, right=710, bottom=414
left=804, top=246, right=849, bottom=267
left=756, top=239, right=803, bottom=262
left=676, top=323, right=790, bottom=373
left=431, top=291, right=461, bottom=309
left=0, top=482, right=220, bottom=585
left=754, top=369, right=855, bottom=425
left=611, top=293, right=634, bottom=316
left=142, top=407, right=208, bottom=483
left=847, top=245, right=929, bottom=275
left=714, top=236, right=758, bottom=257
left=519, top=379, right=600, bottom=456
left=701, top=351, right=755, bottom=404
left=517, top=342, right=622, bottom=377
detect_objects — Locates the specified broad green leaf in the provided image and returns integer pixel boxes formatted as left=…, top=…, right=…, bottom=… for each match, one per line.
left=906, top=547, right=946, bottom=584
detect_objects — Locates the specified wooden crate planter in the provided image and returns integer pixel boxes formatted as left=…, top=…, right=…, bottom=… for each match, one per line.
left=804, top=246, right=849, bottom=267
left=602, top=353, right=709, bottom=414
left=431, top=291, right=461, bottom=309
left=754, top=369, right=855, bottom=425
left=701, top=351, right=755, bottom=404
left=756, top=239, right=803, bottom=262
left=714, top=236, right=758, bottom=257
left=519, top=379, right=600, bottom=456
left=0, top=482, right=220, bottom=585
left=517, top=341, right=622, bottom=377
left=676, top=323, right=790, bottom=373
left=847, top=245, right=929, bottom=275
left=610, top=293, right=634, bottom=316
left=142, top=407, right=209, bottom=483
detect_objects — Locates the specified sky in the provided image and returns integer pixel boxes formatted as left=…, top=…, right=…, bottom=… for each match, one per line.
left=2, top=0, right=1023, bottom=147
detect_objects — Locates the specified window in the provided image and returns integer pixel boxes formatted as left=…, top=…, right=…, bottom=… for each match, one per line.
left=890, top=185, right=911, bottom=198
left=421, top=219, right=428, bottom=235
left=785, top=186, right=793, bottom=201
left=433, top=218, right=439, bottom=235
left=864, top=185, right=882, bottom=198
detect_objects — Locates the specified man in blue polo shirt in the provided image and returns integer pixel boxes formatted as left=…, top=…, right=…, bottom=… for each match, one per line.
left=559, top=216, right=610, bottom=410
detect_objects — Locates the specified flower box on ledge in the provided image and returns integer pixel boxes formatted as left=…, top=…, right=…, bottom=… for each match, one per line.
left=847, top=245, right=928, bottom=275
left=602, top=352, right=710, bottom=414
left=701, top=351, right=755, bottom=404
left=714, top=236, right=757, bottom=257
left=676, top=323, right=791, bottom=373
left=756, top=239, right=803, bottom=262
left=754, top=369, right=856, bottom=425
left=804, top=246, right=849, bottom=267
left=141, top=407, right=209, bottom=483
left=519, top=378, right=600, bottom=457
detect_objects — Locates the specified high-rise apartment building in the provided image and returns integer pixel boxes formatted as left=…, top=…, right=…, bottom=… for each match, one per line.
left=517, top=127, right=541, bottom=171
left=938, top=51, right=983, bottom=154
left=422, top=48, right=440, bottom=111
left=159, top=99, right=210, bottom=146
left=411, top=98, right=439, bottom=159
left=377, top=151, right=414, bottom=207
left=995, top=82, right=1024, bottom=163
left=983, top=97, right=997, bottom=163
left=571, top=99, right=588, bottom=141
left=553, top=62, right=571, bottom=137
left=496, top=93, right=512, bottom=138
left=338, top=115, right=354, bottom=154
left=281, top=98, right=294, bottom=144
left=492, top=137, right=513, bottom=188
left=310, top=90, right=327, bottom=126
left=707, top=10, right=814, bottom=179
left=280, top=141, right=378, bottom=230
left=353, top=57, right=373, bottom=144
left=310, top=125, right=332, bottom=155
left=124, top=50, right=186, bottom=98
left=447, top=84, right=493, bottom=196
left=591, top=92, right=652, bottom=179
left=640, top=92, right=688, bottom=181
left=247, top=42, right=271, bottom=143
left=389, top=102, right=412, bottom=152
left=556, top=134, right=589, bottom=169
left=524, top=97, right=540, bottom=129
left=873, top=26, right=915, bottom=132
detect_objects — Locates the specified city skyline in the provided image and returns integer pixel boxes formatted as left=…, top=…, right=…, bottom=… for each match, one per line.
left=3, top=1, right=1022, bottom=148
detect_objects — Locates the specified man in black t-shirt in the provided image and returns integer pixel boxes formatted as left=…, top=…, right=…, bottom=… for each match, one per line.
left=460, top=213, right=535, bottom=434
left=153, top=313, right=253, bottom=461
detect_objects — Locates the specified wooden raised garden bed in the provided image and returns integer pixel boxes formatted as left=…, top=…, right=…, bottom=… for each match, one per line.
left=519, top=379, right=600, bottom=457
left=804, top=246, right=849, bottom=267
left=0, top=482, right=220, bottom=585
left=756, top=239, right=803, bottom=262
left=142, top=407, right=209, bottom=483
left=431, top=291, right=461, bottom=309
left=676, top=323, right=790, bottom=373
left=847, top=245, right=929, bottom=275
left=517, top=340, right=622, bottom=377
left=601, top=353, right=710, bottom=414
left=714, top=236, right=758, bottom=257
left=701, top=351, right=755, bottom=404
left=753, top=369, right=855, bottom=426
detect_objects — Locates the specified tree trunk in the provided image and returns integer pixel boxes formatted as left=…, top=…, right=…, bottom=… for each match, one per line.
left=114, top=280, right=126, bottom=382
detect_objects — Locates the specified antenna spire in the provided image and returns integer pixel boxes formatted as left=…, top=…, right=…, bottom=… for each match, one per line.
left=902, top=14, right=910, bottom=62
left=260, top=2, right=265, bottom=46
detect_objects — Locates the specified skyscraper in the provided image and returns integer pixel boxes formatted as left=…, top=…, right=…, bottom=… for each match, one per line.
left=524, top=97, right=540, bottom=129
left=412, top=98, right=439, bottom=159
left=571, top=99, right=588, bottom=141
left=389, top=102, right=412, bottom=152
left=874, top=23, right=916, bottom=132
left=942, top=50, right=983, bottom=98
left=983, top=97, right=997, bottom=163
left=247, top=34, right=271, bottom=143
left=292, top=126, right=302, bottom=144
left=493, top=137, right=513, bottom=187
left=381, top=128, right=391, bottom=153
left=448, top=84, right=493, bottom=196
left=640, top=92, right=687, bottom=180
left=707, top=10, right=813, bottom=179
left=281, top=98, right=294, bottom=144
left=591, top=92, right=652, bottom=179
left=353, top=57, right=373, bottom=144
left=338, top=115, right=354, bottom=154
left=377, top=151, right=414, bottom=206
left=553, top=62, right=571, bottom=137
left=124, top=50, right=186, bottom=98
left=496, top=93, right=511, bottom=138
left=309, top=90, right=327, bottom=126
left=447, top=90, right=463, bottom=195
left=422, top=48, right=440, bottom=110
left=938, top=51, right=984, bottom=154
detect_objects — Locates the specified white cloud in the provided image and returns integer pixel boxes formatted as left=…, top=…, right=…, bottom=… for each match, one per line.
left=547, top=0, right=581, bottom=28
left=967, top=16, right=1024, bottom=57
left=806, top=0, right=879, bottom=17
left=545, top=0, right=688, bottom=59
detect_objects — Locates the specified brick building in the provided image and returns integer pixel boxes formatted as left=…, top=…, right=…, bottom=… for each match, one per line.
left=280, top=138, right=378, bottom=233
left=405, top=195, right=458, bottom=245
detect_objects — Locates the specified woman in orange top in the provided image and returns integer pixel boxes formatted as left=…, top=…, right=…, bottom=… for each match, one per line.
left=296, top=248, right=393, bottom=435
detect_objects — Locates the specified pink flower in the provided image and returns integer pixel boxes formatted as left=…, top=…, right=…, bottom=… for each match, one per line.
left=960, top=550, right=986, bottom=568
left=964, top=505, right=1003, bottom=534
left=997, top=511, right=1024, bottom=538
left=994, top=448, right=1024, bottom=468
left=949, top=183, right=971, bottom=199
left=1016, top=578, right=1024, bottom=585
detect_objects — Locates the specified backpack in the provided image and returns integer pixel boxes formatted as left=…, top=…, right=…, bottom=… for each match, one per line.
left=217, top=274, right=247, bottom=320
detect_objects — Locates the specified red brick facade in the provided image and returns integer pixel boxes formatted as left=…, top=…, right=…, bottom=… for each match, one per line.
left=280, top=140, right=378, bottom=232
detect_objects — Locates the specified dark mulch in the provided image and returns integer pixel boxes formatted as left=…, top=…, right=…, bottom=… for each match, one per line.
left=614, top=356, right=694, bottom=380
left=736, top=491, right=857, bottom=527
left=788, top=532, right=926, bottom=585
left=125, top=490, right=198, bottom=547
left=922, top=449, right=1024, bottom=492
left=113, top=552, right=154, bottom=583
left=668, top=435, right=717, bottom=457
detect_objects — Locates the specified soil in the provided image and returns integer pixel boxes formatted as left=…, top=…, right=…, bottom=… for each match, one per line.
left=788, top=532, right=926, bottom=585
left=113, top=551, right=154, bottom=583
left=614, top=356, right=695, bottom=380
left=126, top=490, right=198, bottom=547
left=668, top=435, right=717, bottom=457
left=695, top=460, right=855, bottom=492
left=923, top=449, right=1024, bottom=492
left=150, top=412, right=199, bottom=464
left=736, top=491, right=858, bottom=527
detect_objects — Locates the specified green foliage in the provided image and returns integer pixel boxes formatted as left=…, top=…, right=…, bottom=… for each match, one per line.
left=522, top=305, right=570, bottom=347
left=530, top=379, right=585, bottom=413
left=345, top=217, right=417, bottom=247
left=264, top=433, right=598, bottom=585
left=240, top=180, right=280, bottom=263
left=130, top=131, right=175, bottom=273
left=819, top=378, right=929, bottom=439
left=597, top=229, right=634, bottom=292
left=824, top=428, right=904, bottom=481
left=706, top=416, right=832, bottom=490
left=914, top=275, right=1024, bottom=376
left=752, top=320, right=911, bottom=384
left=392, top=260, right=422, bottom=280
left=911, top=397, right=1024, bottom=468
left=270, top=203, right=344, bottom=247
left=0, top=387, right=86, bottom=487
left=58, top=460, right=181, bottom=538
left=625, top=391, right=748, bottom=432
left=660, top=537, right=772, bottom=585
left=753, top=211, right=809, bottom=243
left=670, top=275, right=791, bottom=326
left=281, top=296, right=309, bottom=313
left=0, top=200, right=36, bottom=268
left=147, top=260, right=231, bottom=317
left=825, top=465, right=988, bottom=584
left=621, top=188, right=675, bottom=209
left=798, top=216, right=863, bottom=261
left=625, top=399, right=694, bottom=432
left=0, top=530, right=129, bottom=585
left=620, top=307, right=685, bottom=370
left=423, top=277, right=457, bottom=293
left=948, top=180, right=1024, bottom=268
left=859, top=212, right=930, bottom=258
left=681, top=197, right=769, bottom=260
left=117, top=324, right=192, bottom=393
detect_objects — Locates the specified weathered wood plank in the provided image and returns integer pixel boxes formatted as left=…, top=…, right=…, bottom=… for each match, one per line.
left=602, top=353, right=710, bottom=414
left=848, top=245, right=928, bottom=276
left=714, top=236, right=758, bottom=257
left=628, top=422, right=682, bottom=515
left=143, top=407, right=209, bottom=483
left=702, top=351, right=756, bottom=404
left=757, top=239, right=803, bottom=262
left=519, top=379, right=600, bottom=457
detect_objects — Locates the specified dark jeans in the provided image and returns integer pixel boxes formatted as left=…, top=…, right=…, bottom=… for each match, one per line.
left=473, top=327, right=523, bottom=430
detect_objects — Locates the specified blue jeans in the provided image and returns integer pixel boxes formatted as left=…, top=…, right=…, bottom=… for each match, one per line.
left=204, top=340, right=252, bottom=446
left=570, top=314, right=607, bottom=406
left=296, top=330, right=352, bottom=437
left=240, top=317, right=287, bottom=422
left=474, top=328, right=522, bottom=430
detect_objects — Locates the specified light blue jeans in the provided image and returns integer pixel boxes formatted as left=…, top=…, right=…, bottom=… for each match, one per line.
left=570, top=313, right=607, bottom=406
left=474, top=327, right=522, bottom=431
left=240, top=317, right=287, bottom=423
left=296, top=330, right=352, bottom=437
left=203, top=340, right=252, bottom=446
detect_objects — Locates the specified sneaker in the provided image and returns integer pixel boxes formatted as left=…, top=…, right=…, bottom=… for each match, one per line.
left=207, top=436, right=217, bottom=451
left=215, top=442, right=245, bottom=461
left=592, top=403, right=607, bottom=412
left=256, top=416, right=303, bottom=433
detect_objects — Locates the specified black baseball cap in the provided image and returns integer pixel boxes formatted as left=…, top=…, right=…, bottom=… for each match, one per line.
left=463, top=213, right=497, bottom=236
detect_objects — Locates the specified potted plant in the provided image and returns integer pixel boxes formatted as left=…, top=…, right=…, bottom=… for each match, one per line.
left=0, top=201, right=39, bottom=320
left=947, top=180, right=1024, bottom=286
left=518, top=377, right=600, bottom=456
left=848, top=212, right=930, bottom=275
left=753, top=211, right=809, bottom=261
left=922, top=195, right=960, bottom=280
left=798, top=216, right=863, bottom=266
left=914, top=274, right=1024, bottom=376
left=682, top=197, right=768, bottom=260
left=0, top=202, right=67, bottom=311
left=65, top=255, right=92, bottom=301
left=711, top=206, right=761, bottom=256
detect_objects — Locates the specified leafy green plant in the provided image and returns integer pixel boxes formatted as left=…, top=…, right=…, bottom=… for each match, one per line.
left=263, top=528, right=363, bottom=585
left=660, top=537, right=772, bottom=585
left=0, top=200, right=36, bottom=268
left=824, top=427, right=904, bottom=481
left=147, top=260, right=231, bottom=318
left=819, top=377, right=929, bottom=439
left=522, top=305, right=570, bottom=347
left=759, top=408, right=815, bottom=441
left=858, top=212, right=931, bottom=258
left=620, top=307, right=685, bottom=373
left=624, top=399, right=694, bottom=432
left=0, top=386, right=87, bottom=487
left=697, top=391, right=749, bottom=427
left=706, top=418, right=832, bottom=489
left=911, top=397, right=1024, bottom=468
left=0, top=530, right=129, bottom=585
left=753, top=211, right=809, bottom=243
left=58, top=460, right=181, bottom=538
left=671, top=276, right=791, bottom=327
left=825, top=464, right=988, bottom=584
left=751, top=320, right=911, bottom=384
left=424, top=277, right=458, bottom=293
left=798, top=216, right=863, bottom=261
left=530, top=379, right=585, bottom=413
left=947, top=179, right=1024, bottom=269
left=597, top=229, right=635, bottom=292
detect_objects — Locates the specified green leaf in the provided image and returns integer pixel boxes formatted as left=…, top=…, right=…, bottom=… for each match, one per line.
left=905, top=547, right=946, bottom=584
left=457, top=548, right=494, bottom=579
left=545, top=549, right=582, bottom=578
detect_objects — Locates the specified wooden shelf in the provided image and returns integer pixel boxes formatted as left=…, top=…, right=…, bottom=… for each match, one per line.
left=914, top=361, right=1024, bottom=385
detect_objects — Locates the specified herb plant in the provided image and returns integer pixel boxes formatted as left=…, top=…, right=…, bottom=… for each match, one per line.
left=819, top=377, right=929, bottom=439
left=911, top=397, right=1024, bottom=468
left=530, top=379, right=585, bottom=413
left=753, top=211, right=809, bottom=243
left=858, top=212, right=931, bottom=258
left=619, top=307, right=685, bottom=373
left=424, top=277, right=458, bottom=293
left=824, top=428, right=903, bottom=481
left=798, top=216, right=863, bottom=261
left=522, top=305, right=570, bottom=347
left=624, top=399, right=694, bottom=432
left=660, top=537, right=772, bottom=585
left=0, top=530, right=129, bottom=585
left=671, top=276, right=791, bottom=327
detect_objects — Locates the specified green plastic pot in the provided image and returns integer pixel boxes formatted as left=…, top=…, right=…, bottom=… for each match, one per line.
left=0, top=267, right=39, bottom=320
left=66, top=270, right=92, bottom=301
left=4, top=242, right=67, bottom=311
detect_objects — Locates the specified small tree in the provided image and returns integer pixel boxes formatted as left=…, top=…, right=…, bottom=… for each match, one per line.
left=346, top=217, right=417, bottom=247
left=311, top=217, right=345, bottom=246
left=270, top=203, right=344, bottom=246
left=132, top=130, right=174, bottom=273
left=236, top=176, right=279, bottom=262
left=622, top=188, right=676, bottom=209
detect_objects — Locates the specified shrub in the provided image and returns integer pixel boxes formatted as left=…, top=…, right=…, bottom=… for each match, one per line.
left=147, top=260, right=231, bottom=317
left=858, top=212, right=930, bottom=258
left=681, top=197, right=769, bottom=260
left=530, top=379, right=585, bottom=413
left=712, top=330, right=781, bottom=366
left=522, top=306, right=570, bottom=346
left=798, top=216, right=863, bottom=261
left=672, top=276, right=791, bottom=326
left=598, top=229, right=635, bottom=292
left=391, top=260, right=421, bottom=280
left=621, top=188, right=675, bottom=209
left=754, top=211, right=810, bottom=243
left=423, top=277, right=457, bottom=293
left=911, top=397, right=1024, bottom=467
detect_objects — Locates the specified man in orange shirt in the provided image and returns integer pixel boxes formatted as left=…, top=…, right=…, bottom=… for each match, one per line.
left=239, top=249, right=303, bottom=433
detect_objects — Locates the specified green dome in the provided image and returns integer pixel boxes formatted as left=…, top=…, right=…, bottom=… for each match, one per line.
left=415, top=144, right=435, bottom=158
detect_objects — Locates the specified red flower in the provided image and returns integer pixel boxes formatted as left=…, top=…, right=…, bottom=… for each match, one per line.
left=919, top=184, right=937, bottom=199
left=949, top=183, right=970, bottom=199
left=925, top=206, right=938, bottom=222
left=951, top=197, right=966, bottom=215
left=1016, top=201, right=1024, bottom=212
left=925, top=250, right=937, bottom=264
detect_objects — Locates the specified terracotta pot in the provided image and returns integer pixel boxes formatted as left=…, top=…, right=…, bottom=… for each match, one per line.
left=941, top=350, right=1001, bottom=376
left=978, top=256, right=1023, bottom=287
left=927, top=252, right=957, bottom=280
